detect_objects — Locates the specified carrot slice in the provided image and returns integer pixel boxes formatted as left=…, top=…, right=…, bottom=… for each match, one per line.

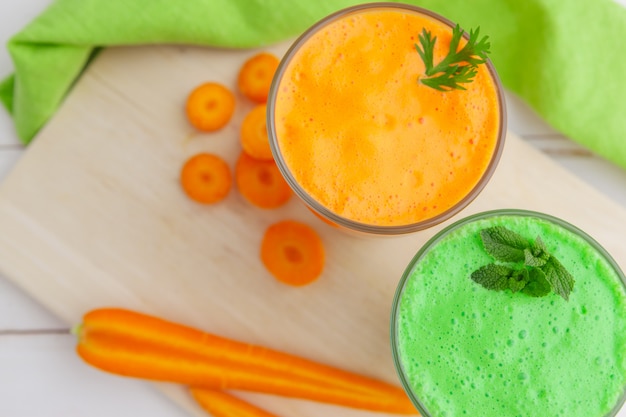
left=240, top=104, right=273, bottom=161
left=261, top=220, right=325, bottom=286
left=237, top=52, right=280, bottom=103
left=191, top=389, right=281, bottom=417
left=75, top=308, right=416, bottom=414
left=235, top=152, right=291, bottom=209
left=186, top=82, right=236, bottom=131
left=181, top=153, right=231, bottom=204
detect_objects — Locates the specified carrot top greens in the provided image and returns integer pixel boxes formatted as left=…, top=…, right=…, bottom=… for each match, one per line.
left=415, top=24, right=491, bottom=91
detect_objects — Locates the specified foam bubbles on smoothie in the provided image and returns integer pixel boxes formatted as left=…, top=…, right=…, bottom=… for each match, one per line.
left=274, top=8, right=502, bottom=227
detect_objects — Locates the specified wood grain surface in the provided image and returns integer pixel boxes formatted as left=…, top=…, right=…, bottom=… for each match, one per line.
left=0, top=43, right=625, bottom=417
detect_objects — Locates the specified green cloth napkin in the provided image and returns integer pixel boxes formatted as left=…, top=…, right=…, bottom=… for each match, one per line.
left=2, top=0, right=625, bottom=170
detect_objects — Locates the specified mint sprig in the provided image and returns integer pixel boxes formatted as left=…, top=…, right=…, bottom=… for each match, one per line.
left=480, top=226, right=528, bottom=262
left=470, top=227, right=575, bottom=300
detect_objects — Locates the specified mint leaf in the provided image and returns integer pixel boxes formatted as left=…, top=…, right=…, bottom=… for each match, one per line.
left=471, top=263, right=512, bottom=291
left=471, top=227, right=575, bottom=301
left=480, top=227, right=529, bottom=262
left=522, top=268, right=552, bottom=297
left=532, top=236, right=548, bottom=255
left=530, top=236, right=550, bottom=260
left=508, top=269, right=529, bottom=293
left=524, top=248, right=547, bottom=267
left=542, top=256, right=575, bottom=300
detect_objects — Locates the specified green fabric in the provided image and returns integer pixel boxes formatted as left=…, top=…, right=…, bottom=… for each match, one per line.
left=1, top=0, right=625, bottom=170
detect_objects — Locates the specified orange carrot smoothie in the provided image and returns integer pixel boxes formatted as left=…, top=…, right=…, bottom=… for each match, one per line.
left=268, top=3, right=506, bottom=234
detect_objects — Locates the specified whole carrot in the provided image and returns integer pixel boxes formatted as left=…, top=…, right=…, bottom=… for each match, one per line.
left=191, top=389, right=281, bottom=417
left=75, top=308, right=415, bottom=414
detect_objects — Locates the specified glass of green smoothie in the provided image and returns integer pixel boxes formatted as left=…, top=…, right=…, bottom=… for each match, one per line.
left=391, top=209, right=626, bottom=416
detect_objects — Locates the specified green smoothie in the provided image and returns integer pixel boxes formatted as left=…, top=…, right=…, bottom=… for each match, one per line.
left=391, top=210, right=626, bottom=417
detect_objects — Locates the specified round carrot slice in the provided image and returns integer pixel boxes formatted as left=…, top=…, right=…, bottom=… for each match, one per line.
left=237, top=52, right=280, bottom=103
left=240, top=104, right=273, bottom=161
left=261, top=220, right=325, bottom=286
left=185, top=82, right=236, bottom=132
left=180, top=153, right=231, bottom=204
left=235, top=152, right=292, bottom=209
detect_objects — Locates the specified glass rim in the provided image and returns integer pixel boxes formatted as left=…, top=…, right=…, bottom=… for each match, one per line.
left=389, top=208, right=626, bottom=416
left=267, top=2, right=508, bottom=235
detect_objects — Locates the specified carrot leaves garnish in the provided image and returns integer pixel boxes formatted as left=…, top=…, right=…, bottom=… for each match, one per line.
left=415, top=24, right=491, bottom=91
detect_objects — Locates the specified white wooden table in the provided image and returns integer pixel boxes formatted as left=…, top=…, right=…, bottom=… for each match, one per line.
left=1, top=1, right=626, bottom=416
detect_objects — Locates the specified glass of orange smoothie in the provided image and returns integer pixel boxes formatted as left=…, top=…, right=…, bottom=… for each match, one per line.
left=267, top=3, right=506, bottom=235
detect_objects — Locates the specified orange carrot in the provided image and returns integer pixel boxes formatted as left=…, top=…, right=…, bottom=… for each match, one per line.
left=186, top=82, right=236, bottom=131
left=237, top=52, right=280, bottom=103
left=75, top=308, right=416, bottom=414
left=191, top=389, right=281, bottom=417
left=240, top=104, right=273, bottom=161
left=180, top=153, right=232, bottom=204
left=235, top=152, right=291, bottom=209
left=261, top=220, right=325, bottom=286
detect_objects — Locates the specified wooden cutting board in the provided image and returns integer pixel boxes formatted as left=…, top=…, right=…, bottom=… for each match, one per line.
left=0, top=42, right=625, bottom=417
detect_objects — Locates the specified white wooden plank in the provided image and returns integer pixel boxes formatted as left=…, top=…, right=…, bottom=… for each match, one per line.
left=0, top=113, right=21, bottom=146
left=0, top=0, right=55, bottom=75
left=504, top=90, right=562, bottom=137
left=522, top=135, right=626, bottom=208
left=552, top=153, right=626, bottom=208
left=524, top=134, right=592, bottom=155
left=0, top=333, right=188, bottom=417
left=0, top=274, right=67, bottom=329
left=0, top=148, right=71, bottom=330
left=0, top=148, right=23, bottom=179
